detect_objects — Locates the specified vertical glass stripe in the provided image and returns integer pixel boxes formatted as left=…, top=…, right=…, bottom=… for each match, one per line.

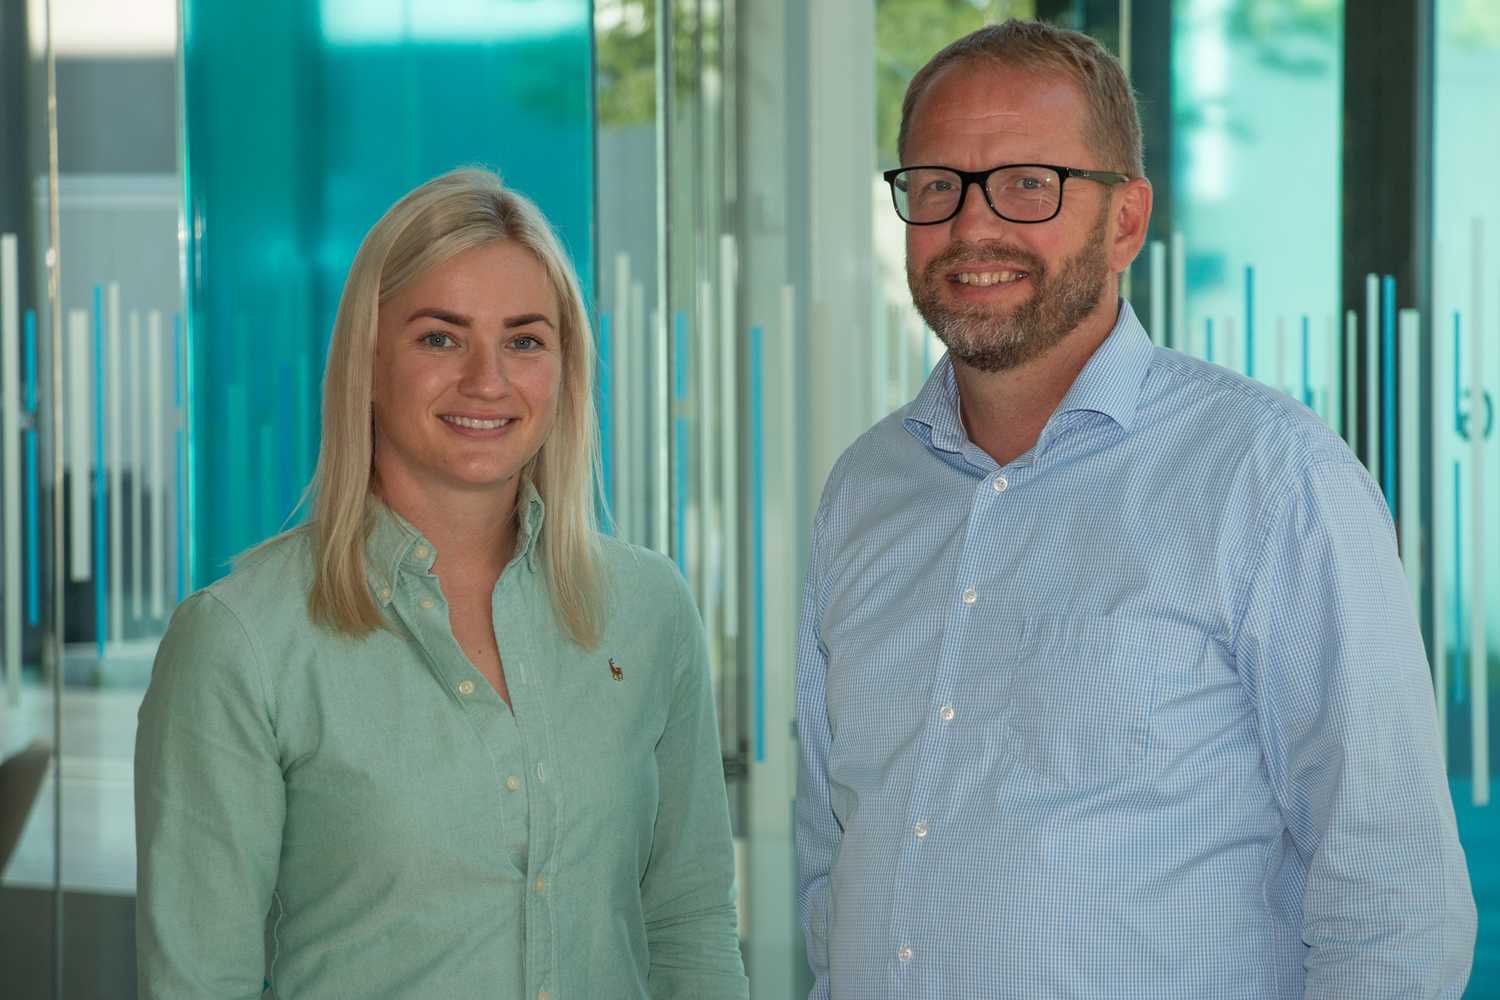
left=24, top=430, right=39, bottom=628
left=1453, top=312, right=1463, bottom=437
left=1300, top=315, right=1312, bottom=409
left=1455, top=460, right=1466, bottom=706
left=751, top=324, right=765, bottom=764
left=174, top=313, right=186, bottom=602
left=1205, top=317, right=1215, bottom=365
left=673, top=310, right=688, bottom=572
left=23, top=310, right=39, bottom=628
left=93, top=285, right=107, bottom=655
left=22, top=309, right=35, bottom=411
left=1381, top=275, right=1397, bottom=515
left=1243, top=266, right=1255, bottom=379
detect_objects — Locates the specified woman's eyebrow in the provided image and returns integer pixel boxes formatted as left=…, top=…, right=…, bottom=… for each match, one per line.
left=406, top=307, right=471, bottom=326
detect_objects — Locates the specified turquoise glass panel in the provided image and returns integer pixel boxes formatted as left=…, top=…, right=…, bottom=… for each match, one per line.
left=1434, top=1, right=1500, bottom=989
left=181, top=0, right=593, bottom=583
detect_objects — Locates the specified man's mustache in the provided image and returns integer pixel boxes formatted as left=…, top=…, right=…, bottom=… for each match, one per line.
left=922, top=242, right=1048, bottom=281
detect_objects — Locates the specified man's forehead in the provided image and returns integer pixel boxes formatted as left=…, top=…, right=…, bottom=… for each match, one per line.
left=905, top=62, right=1088, bottom=154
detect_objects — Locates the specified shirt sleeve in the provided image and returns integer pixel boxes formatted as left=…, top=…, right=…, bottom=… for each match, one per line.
left=794, top=498, right=837, bottom=1000
left=641, top=568, right=750, bottom=1000
left=1233, top=458, right=1476, bottom=999
left=135, top=592, right=286, bottom=999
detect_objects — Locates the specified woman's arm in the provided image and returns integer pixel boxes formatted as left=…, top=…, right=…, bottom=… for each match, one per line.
left=640, top=569, right=749, bottom=1000
left=135, top=592, right=286, bottom=998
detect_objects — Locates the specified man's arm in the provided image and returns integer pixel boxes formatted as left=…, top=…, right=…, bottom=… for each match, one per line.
left=1234, top=457, right=1475, bottom=999
left=795, top=501, right=840, bottom=1000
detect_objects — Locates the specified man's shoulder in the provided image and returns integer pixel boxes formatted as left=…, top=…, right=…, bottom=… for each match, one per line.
left=821, top=405, right=926, bottom=497
left=1144, top=347, right=1354, bottom=474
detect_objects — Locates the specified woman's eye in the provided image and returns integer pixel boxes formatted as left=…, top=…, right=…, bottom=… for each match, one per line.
left=511, top=334, right=542, bottom=351
left=419, top=331, right=455, bottom=348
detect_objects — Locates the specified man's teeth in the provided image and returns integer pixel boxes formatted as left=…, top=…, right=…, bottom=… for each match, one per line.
left=443, top=415, right=512, bottom=430
left=954, top=270, right=1027, bottom=286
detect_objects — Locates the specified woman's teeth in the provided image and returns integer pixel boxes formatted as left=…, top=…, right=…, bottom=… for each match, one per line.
left=443, top=415, right=511, bottom=430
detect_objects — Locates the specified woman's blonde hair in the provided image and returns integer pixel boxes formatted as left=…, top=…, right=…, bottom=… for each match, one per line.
left=305, top=166, right=604, bottom=646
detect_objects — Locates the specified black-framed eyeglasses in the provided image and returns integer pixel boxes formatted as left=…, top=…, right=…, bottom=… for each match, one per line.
left=883, top=163, right=1131, bottom=225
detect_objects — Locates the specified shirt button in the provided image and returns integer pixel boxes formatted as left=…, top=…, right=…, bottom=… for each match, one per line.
left=914, top=821, right=929, bottom=839
left=378, top=586, right=392, bottom=601
left=993, top=475, right=1008, bottom=492
left=961, top=587, right=977, bottom=605
left=419, top=597, right=436, bottom=609
left=505, top=775, right=521, bottom=791
left=940, top=705, right=955, bottom=722
left=534, top=876, right=546, bottom=893
left=457, top=679, right=475, bottom=696
left=538, top=992, right=550, bottom=1000
left=414, top=544, right=430, bottom=559
left=898, top=945, right=913, bottom=963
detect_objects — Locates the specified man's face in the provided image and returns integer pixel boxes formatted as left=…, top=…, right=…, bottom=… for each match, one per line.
left=903, top=61, right=1120, bottom=373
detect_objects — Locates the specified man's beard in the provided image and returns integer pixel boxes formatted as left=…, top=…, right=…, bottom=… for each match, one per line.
left=907, top=207, right=1112, bottom=373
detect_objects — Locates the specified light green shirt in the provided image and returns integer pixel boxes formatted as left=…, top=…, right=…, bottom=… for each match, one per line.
left=135, top=488, right=747, bottom=999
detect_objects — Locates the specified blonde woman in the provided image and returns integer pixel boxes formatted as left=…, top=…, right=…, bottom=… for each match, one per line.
left=135, top=168, right=748, bottom=999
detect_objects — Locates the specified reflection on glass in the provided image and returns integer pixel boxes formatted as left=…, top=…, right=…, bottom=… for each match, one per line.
left=1434, top=0, right=1500, bottom=982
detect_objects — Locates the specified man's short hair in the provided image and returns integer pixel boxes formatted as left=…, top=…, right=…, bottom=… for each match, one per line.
left=898, top=18, right=1144, bottom=178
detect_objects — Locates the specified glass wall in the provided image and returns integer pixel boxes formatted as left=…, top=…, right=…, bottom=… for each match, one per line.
left=2, top=2, right=1495, bottom=997
left=0, top=2, right=595, bottom=996
left=1434, top=0, right=1500, bottom=983
left=1, top=1, right=184, bottom=995
left=182, top=0, right=595, bottom=581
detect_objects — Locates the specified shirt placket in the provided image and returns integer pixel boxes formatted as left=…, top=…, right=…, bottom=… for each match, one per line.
left=491, top=567, right=560, bottom=1000
left=392, top=557, right=543, bottom=945
left=886, top=460, right=1032, bottom=995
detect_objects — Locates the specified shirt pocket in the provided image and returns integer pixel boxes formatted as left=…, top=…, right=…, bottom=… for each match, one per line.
left=1001, top=614, right=1187, bottom=788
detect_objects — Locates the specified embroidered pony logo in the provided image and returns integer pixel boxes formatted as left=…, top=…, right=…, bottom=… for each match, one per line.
left=609, top=657, right=624, bottom=681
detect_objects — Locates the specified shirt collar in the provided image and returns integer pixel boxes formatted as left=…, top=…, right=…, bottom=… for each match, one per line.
left=903, top=298, right=1154, bottom=455
left=1051, top=298, right=1153, bottom=432
left=365, top=480, right=547, bottom=607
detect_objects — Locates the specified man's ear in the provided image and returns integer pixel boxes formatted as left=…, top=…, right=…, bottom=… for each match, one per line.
left=1108, top=176, right=1153, bottom=273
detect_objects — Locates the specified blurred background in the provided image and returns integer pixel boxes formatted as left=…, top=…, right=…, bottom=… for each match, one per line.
left=0, top=0, right=1496, bottom=996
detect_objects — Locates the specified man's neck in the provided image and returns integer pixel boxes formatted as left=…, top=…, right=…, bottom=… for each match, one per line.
left=954, top=298, right=1121, bottom=467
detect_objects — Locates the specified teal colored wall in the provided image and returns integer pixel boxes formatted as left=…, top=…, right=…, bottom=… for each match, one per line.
left=181, top=1, right=594, bottom=583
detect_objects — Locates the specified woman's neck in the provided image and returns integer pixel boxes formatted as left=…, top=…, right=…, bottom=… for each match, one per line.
left=376, top=476, right=521, bottom=585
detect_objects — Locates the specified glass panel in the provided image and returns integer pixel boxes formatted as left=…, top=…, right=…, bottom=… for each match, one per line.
left=180, top=0, right=595, bottom=584
left=3, top=0, right=185, bottom=995
left=1433, top=0, right=1500, bottom=984
left=1165, top=0, right=1343, bottom=418
left=1, top=0, right=60, bottom=993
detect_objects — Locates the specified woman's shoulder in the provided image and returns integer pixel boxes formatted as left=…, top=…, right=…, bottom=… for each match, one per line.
left=195, top=528, right=318, bottom=626
left=594, top=535, right=696, bottom=625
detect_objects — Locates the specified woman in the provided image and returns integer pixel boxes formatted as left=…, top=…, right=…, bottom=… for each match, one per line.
left=135, top=168, right=748, bottom=999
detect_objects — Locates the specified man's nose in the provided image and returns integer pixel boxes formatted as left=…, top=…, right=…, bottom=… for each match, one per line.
left=949, top=178, right=1016, bottom=243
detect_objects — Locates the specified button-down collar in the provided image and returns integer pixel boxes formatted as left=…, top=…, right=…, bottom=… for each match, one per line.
left=904, top=299, right=1156, bottom=458
left=365, top=480, right=547, bottom=605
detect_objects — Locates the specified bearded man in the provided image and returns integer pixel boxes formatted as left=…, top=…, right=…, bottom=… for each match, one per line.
left=793, top=18, right=1474, bottom=1000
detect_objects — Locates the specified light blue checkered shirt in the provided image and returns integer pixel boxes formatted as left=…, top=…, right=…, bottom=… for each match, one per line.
left=795, top=300, right=1475, bottom=999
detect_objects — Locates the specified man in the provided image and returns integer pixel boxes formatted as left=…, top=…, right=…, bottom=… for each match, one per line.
left=794, top=19, right=1474, bottom=1000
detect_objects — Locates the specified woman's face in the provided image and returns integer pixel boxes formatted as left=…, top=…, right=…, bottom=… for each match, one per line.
left=371, top=240, right=563, bottom=508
